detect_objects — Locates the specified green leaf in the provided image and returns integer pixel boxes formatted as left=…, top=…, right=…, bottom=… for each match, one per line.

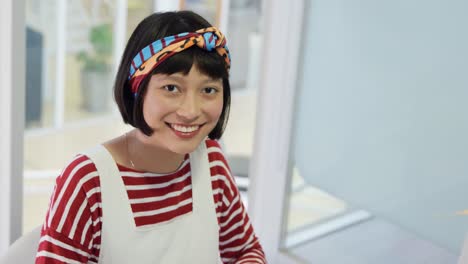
left=76, top=23, right=113, bottom=71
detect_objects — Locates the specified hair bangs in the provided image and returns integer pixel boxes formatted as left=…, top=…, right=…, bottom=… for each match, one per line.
left=152, top=47, right=228, bottom=79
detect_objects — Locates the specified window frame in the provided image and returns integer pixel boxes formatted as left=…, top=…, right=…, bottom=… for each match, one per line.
left=0, top=0, right=26, bottom=253
left=247, top=0, right=305, bottom=263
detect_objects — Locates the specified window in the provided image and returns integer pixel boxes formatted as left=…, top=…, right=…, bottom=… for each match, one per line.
left=23, top=0, right=155, bottom=233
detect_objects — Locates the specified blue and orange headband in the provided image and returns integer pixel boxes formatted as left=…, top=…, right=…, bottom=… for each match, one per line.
left=128, top=27, right=231, bottom=95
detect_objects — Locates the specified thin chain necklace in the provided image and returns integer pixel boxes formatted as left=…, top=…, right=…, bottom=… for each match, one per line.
left=125, top=132, right=186, bottom=172
left=125, top=132, right=136, bottom=168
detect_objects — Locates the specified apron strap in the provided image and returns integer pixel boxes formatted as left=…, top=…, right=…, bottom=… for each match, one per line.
left=81, top=145, right=136, bottom=229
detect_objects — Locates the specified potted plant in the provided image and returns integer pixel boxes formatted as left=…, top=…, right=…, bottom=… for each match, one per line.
left=77, top=23, right=113, bottom=113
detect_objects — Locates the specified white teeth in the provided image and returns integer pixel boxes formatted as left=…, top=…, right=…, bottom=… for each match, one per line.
left=171, top=124, right=200, bottom=133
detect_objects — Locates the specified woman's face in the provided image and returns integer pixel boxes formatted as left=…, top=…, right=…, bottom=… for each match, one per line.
left=142, top=64, right=224, bottom=154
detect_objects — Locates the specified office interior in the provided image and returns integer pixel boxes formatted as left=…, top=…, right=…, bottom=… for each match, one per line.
left=1, top=0, right=468, bottom=263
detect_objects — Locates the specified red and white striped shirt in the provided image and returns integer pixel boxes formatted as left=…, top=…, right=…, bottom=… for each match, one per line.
left=35, top=139, right=266, bottom=264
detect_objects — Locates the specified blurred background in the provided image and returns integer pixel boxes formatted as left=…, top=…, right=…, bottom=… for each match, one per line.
left=3, top=0, right=468, bottom=263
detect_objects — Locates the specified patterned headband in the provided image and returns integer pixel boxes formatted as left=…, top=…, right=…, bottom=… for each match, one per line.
left=128, top=27, right=231, bottom=95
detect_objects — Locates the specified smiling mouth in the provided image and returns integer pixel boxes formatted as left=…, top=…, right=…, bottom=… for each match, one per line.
left=165, top=122, right=205, bottom=133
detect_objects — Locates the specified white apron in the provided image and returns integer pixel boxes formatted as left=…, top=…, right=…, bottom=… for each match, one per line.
left=82, top=142, right=222, bottom=264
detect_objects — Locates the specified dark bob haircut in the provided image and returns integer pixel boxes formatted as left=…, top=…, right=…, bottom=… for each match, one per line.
left=114, top=10, right=230, bottom=140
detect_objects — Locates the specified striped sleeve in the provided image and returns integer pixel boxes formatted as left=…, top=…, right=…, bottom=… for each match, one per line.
left=206, top=140, right=267, bottom=264
left=36, top=155, right=102, bottom=264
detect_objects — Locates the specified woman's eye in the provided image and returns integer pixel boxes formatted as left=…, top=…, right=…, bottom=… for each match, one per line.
left=203, top=87, right=218, bottom=94
left=163, top=85, right=179, bottom=93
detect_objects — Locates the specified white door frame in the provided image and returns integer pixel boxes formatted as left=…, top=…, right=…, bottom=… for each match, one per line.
left=0, top=0, right=25, bottom=254
left=113, top=0, right=128, bottom=76
left=248, top=0, right=305, bottom=263
left=54, top=0, right=66, bottom=128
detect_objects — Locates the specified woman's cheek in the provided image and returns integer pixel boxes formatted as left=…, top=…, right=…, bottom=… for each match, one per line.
left=143, top=100, right=171, bottom=125
left=207, top=100, right=224, bottom=120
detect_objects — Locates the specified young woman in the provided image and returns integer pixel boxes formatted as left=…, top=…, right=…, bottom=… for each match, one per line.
left=35, top=10, right=266, bottom=264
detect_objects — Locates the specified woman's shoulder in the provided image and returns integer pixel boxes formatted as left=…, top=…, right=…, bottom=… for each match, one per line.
left=61, top=154, right=98, bottom=176
left=204, top=139, right=228, bottom=165
left=204, top=139, right=234, bottom=180
left=205, top=138, right=223, bottom=151
left=54, top=153, right=100, bottom=191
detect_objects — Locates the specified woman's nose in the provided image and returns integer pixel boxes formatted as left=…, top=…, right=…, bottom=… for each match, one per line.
left=176, top=94, right=200, bottom=122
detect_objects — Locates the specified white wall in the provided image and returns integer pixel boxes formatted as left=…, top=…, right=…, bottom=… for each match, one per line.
left=293, top=0, right=468, bottom=252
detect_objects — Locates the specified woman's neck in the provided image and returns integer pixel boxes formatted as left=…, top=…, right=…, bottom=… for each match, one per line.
left=127, top=129, right=186, bottom=174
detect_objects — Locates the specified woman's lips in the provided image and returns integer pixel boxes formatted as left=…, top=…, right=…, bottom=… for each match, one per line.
left=165, top=122, right=204, bottom=139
